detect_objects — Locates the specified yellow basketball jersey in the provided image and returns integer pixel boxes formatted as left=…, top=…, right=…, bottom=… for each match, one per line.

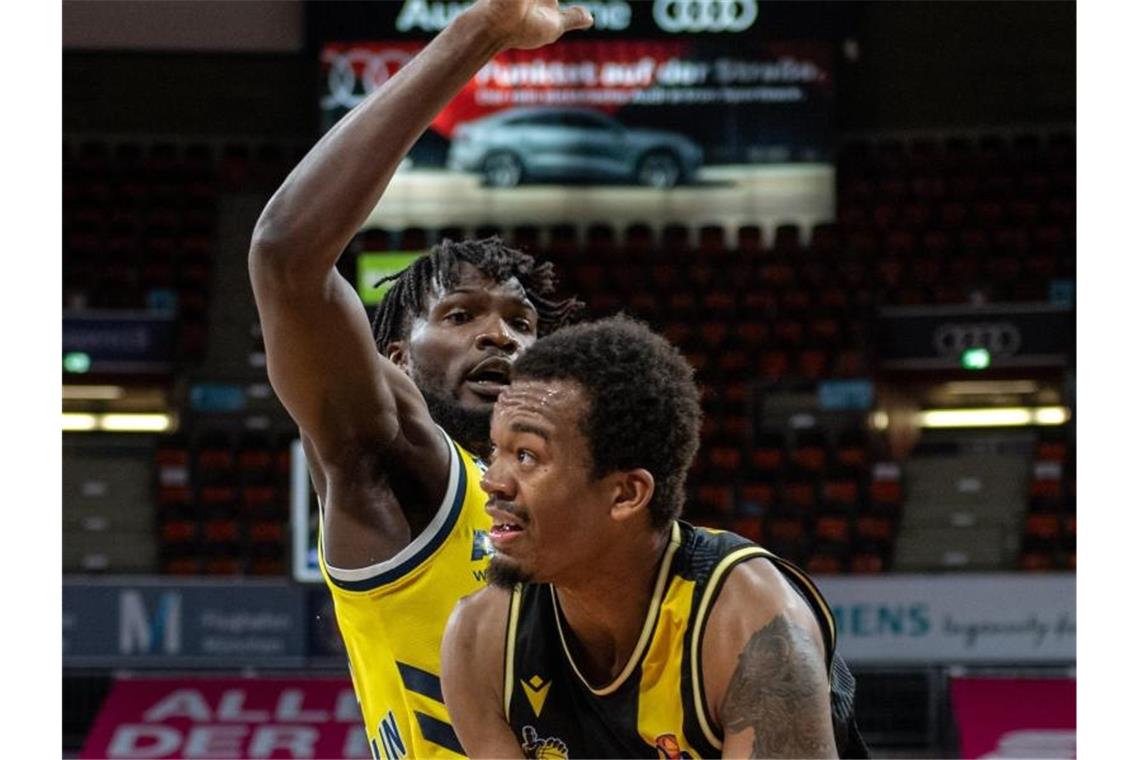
left=319, top=430, right=492, bottom=759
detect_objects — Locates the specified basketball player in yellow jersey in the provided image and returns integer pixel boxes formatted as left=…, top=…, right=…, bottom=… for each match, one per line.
left=249, top=2, right=591, bottom=756
left=442, top=318, right=867, bottom=758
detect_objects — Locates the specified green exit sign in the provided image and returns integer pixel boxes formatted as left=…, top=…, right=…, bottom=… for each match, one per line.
left=961, top=348, right=991, bottom=370
left=64, top=352, right=91, bottom=373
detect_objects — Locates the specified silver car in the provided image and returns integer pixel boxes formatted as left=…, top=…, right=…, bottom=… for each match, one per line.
left=447, top=107, right=703, bottom=188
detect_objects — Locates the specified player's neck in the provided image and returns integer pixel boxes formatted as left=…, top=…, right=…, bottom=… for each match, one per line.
left=553, top=528, right=671, bottom=687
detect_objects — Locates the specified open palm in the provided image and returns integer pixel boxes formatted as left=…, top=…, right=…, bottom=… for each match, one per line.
left=481, top=0, right=594, bottom=50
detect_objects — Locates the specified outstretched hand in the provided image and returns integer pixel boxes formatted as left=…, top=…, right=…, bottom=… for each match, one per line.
left=473, top=0, right=594, bottom=51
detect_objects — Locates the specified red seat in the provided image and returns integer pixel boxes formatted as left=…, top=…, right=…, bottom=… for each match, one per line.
left=772, top=224, right=801, bottom=255
left=772, top=319, right=804, bottom=348
left=782, top=479, right=817, bottom=510
left=696, top=484, right=734, bottom=515
left=855, top=515, right=895, bottom=543
left=203, top=519, right=240, bottom=543
left=757, top=350, right=791, bottom=380
left=814, top=515, right=850, bottom=544
left=1019, top=552, right=1056, bottom=572
left=661, top=321, right=695, bottom=350
left=204, top=557, right=244, bottom=576
left=622, top=223, right=653, bottom=256
left=730, top=517, right=763, bottom=543
left=806, top=553, right=845, bottom=575
left=741, top=291, right=778, bottom=317
left=701, top=290, right=737, bottom=316
left=791, top=442, right=827, bottom=473
left=767, top=517, right=806, bottom=543
left=249, top=520, right=285, bottom=545
left=822, top=475, right=860, bottom=507
left=662, top=223, right=691, bottom=255
left=738, top=482, right=776, bottom=511
left=628, top=291, right=659, bottom=320
left=850, top=552, right=886, bottom=574
left=1025, top=514, right=1061, bottom=542
left=697, top=224, right=725, bottom=255
left=869, top=463, right=903, bottom=509
left=796, top=349, right=830, bottom=381
left=737, top=225, right=763, bottom=254
left=706, top=445, right=743, bottom=474
left=734, top=321, right=769, bottom=348
left=163, top=556, right=202, bottom=575
left=160, top=520, right=197, bottom=545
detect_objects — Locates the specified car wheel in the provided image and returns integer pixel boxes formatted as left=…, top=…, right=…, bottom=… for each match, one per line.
left=636, top=151, right=681, bottom=189
left=483, top=152, right=523, bottom=188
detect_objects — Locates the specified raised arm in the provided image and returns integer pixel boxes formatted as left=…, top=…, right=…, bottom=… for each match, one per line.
left=247, top=1, right=593, bottom=566
left=702, top=559, right=838, bottom=759
left=440, top=588, right=524, bottom=759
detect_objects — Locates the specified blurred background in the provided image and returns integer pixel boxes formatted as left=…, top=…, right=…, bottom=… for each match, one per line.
left=61, top=1, right=1076, bottom=757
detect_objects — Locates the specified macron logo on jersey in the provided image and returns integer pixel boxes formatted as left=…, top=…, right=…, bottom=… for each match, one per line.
left=521, top=675, right=552, bottom=717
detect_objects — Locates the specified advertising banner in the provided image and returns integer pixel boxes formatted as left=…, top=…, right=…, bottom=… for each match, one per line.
left=877, top=304, right=1075, bottom=370
left=80, top=677, right=369, bottom=759
left=950, top=677, right=1076, bottom=759
left=320, top=38, right=832, bottom=171
left=815, top=575, right=1076, bottom=664
left=62, top=311, right=177, bottom=374
left=63, top=580, right=307, bottom=667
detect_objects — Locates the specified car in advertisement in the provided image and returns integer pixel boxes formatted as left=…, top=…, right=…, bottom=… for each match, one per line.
left=447, top=107, right=704, bottom=188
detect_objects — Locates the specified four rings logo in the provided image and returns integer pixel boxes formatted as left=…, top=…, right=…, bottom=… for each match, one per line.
left=653, top=0, right=759, bottom=33
left=321, top=48, right=415, bottom=111
left=932, top=322, right=1022, bottom=358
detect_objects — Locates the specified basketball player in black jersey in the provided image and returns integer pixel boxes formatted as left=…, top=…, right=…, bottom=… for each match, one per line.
left=442, top=317, right=867, bottom=758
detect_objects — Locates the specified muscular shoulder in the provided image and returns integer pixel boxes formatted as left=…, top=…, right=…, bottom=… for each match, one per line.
left=444, top=585, right=512, bottom=669
left=442, top=585, right=512, bottom=715
left=708, top=558, right=820, bottom=645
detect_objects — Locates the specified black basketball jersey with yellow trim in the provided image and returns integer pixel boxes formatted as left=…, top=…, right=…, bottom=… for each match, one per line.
left=503, top=521, right=868, bottom=759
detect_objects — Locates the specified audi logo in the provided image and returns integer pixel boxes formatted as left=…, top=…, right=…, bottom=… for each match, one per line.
left=932, top=322, right=1022, bottom=357
left=321, top=49, right=415, bottom=111
left=653, top=0, right=759, bottom=33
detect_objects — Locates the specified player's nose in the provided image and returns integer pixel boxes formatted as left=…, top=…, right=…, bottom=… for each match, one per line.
left=480, top=460, right=514, bottom=500
left=475, top=317, right=520, bottom=354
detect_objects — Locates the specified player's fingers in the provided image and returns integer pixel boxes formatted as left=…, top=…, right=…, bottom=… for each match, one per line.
left=559, top=5, right=594, bottom=32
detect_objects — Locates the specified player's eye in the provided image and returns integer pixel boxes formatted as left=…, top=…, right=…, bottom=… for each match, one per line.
left=517, top=449, right=536, bottom=465
left=512, top=318, right=534, bottom=333
left=445, top=310, right=471, bottom=324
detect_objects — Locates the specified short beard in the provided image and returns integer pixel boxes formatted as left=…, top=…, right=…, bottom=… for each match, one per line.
left=414, top=373, right=492, bottom=459
left=487, top=557, right=533, bottom=589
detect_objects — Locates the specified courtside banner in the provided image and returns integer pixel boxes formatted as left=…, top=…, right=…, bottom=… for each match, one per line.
left=949, top=677, right=1076, bottom=759
left=320, top=39, right=832, bottom=165
left=814, top=575, right=1075, bottom=664
left=80, top=678, right=369, bottom=759
left=63, top=580, right=307, bottom=667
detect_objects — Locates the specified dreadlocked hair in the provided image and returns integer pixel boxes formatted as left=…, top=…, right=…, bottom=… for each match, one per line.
left=369, top=236, right=583, bottom=354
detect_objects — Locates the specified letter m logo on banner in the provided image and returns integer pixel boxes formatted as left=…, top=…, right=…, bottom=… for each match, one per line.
left=119, top=590, right=182, bottom=655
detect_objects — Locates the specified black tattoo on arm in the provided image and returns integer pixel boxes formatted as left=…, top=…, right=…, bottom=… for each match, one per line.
left=720, top=614, right=837, bottom=758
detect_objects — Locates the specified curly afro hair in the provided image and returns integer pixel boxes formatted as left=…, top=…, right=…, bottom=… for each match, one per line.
left=511, top=315, right=702, bottom=531
left=370, top=236, right=583, bottom=353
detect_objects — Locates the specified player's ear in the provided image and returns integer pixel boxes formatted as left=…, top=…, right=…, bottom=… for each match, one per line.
left=610, top=469, right=655, bottom=523
left=387, top=341, right=410, bottom=372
